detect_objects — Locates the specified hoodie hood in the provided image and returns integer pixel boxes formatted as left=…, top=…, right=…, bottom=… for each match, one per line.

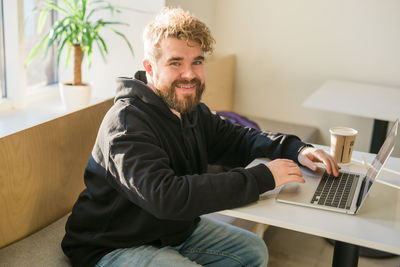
left=115, top=71, right=168, bottom=109
left=115, top=71, right=198, bottom=127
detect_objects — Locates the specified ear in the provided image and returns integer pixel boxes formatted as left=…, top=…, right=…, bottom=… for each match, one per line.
left=143, top=60, right=153, bottom=77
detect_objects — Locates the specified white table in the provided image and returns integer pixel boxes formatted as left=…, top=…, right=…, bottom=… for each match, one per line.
left=303, top=80, right=400, bottom=153
left=219, top=146, right=400, bottom=266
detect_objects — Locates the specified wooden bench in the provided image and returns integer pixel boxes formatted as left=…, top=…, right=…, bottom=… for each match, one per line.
left=0, top=99, right=114, bottom=266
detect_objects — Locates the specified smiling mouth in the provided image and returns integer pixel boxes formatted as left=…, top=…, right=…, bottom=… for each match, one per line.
left=172, top=79, right=201, bottom=94
left=176, top=84, right=196, bottom=89
left=176, top=84, right=196, bottom=95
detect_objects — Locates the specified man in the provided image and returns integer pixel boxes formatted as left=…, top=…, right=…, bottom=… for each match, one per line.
left=62, top=7, right=339, bottom=267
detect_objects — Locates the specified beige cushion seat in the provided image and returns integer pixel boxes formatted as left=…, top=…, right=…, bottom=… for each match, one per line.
left=0, top=215, right=71, bottom=267
left=246, top=115, right=318, bottom=143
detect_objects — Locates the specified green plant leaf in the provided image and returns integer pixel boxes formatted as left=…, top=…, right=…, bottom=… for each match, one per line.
left=37, top=7, right=51, bottom=34
left=87, top=48, right=92, bottom=67
left=43, top=31, right=57, bottom=57
left=108, top=27, right=134, bottom=58
left=28, top=0, right=136, bottom=82
left=25, top=33, right=50, bottom=67
left=100, top=21, right=129, bottom=26
left=65, top=44, right=72, bottom=68
left=84, top=24, right=93, bottom=67
left=97, top=34, right=108, bottom=54
left=43, top=0, right=70, bottom=15
left=43, top=20, right=70, bottom=57
left=56, top=37, right=69, bottom=66
left=60, top=0, right=75, bottom=12
left=86, top=4, right=119, bottom=20
left=91, top=0, right=111, bottom=5
left=94, top=1, right=119, bottom=14
left=95, top=38, right=107, bottom=62
left=41, top=34, right=51, bottom=54
left=82, top=0, right=88, bottom=18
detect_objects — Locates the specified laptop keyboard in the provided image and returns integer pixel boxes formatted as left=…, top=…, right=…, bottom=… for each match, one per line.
left=311, top=171, right=360, bottom=210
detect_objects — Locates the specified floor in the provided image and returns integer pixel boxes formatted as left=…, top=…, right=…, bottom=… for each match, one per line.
left=263, top=226, right=400, bottom=267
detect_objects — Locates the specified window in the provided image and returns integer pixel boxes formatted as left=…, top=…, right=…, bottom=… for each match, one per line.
left=23, top=0, right=57, bottom=89
left=1, top=0, right=57, bottom=103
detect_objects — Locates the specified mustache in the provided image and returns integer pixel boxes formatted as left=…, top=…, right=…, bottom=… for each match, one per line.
left=172, top=78, right=202, bottom=87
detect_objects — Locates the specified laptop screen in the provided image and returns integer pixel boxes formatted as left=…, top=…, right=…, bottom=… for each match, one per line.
left=361, top=119, right=398, bottom=201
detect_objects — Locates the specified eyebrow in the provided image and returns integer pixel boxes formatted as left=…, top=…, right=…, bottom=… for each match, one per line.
left=167, top=57, right=183, bottom=62
left=167, top=56, right=205, bottom=62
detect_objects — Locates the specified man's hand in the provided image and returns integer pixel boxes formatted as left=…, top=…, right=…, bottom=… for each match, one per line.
left=298, top=146, right=340, bottom=177
left=266, top=159, right=305, bottom=187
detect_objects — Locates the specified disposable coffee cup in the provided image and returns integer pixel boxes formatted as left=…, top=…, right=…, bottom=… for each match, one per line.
left=329, top=127, right=358, bottom=164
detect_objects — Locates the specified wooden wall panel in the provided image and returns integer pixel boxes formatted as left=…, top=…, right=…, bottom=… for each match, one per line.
left=0, top=99, right=113, bottom=248
left=203, top=55, right=236, bottom=111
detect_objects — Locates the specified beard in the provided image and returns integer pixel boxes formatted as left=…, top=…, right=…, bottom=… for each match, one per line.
left=155, top=78, right=205, bottom=114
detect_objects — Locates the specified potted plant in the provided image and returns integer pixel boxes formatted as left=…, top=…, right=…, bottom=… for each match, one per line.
left=26, top=0, right=134, bottom=111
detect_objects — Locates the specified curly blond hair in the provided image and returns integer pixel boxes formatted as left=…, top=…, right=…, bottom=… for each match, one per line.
left=143, top=7, right=215, bottom=62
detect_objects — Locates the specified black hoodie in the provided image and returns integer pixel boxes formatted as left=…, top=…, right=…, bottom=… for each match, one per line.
left=61, top=71, right=307, bottom=267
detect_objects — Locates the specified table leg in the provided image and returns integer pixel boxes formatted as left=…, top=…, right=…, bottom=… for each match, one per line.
left=332, top=241, right=359, bottom=267
left=369, top=119, right=389, bottom=153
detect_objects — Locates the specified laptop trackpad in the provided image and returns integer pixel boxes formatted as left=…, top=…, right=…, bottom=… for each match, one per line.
left=280, top=183, right=300, bottom=193
left=276, top=167, right=323, bottom=204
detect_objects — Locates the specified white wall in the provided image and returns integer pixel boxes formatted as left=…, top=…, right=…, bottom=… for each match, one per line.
left=170, top=0, right=400, bottom=156
left=59, top=0, right=165, bottom=99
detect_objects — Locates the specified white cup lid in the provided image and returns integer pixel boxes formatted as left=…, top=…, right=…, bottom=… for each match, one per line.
left=329, top=127, right=358, bottom=136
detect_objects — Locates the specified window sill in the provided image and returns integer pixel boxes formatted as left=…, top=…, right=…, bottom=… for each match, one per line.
left=0, top=86, right=111, bottom=138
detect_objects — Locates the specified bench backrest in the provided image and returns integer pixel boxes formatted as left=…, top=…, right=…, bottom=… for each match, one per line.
left=0, top=99, right=113, bottom=248
left=203, top=54, right=235, bottom=111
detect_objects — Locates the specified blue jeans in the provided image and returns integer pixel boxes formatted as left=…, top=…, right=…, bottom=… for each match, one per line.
left=95, top=216, right=268, bottom=266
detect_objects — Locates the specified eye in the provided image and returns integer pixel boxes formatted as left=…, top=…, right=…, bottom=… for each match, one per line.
left=170, top=62, right=180, bottom=66
left=193, top=60, right=203, bottom=65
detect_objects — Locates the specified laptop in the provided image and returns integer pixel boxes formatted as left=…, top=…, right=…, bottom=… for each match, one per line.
left=275, top=118, right=399, bottom=215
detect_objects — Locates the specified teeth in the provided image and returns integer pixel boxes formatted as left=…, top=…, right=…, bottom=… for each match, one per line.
left=178, top=84, right=195, bottom=89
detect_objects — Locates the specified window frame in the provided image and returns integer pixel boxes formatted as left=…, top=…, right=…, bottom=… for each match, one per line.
left=0, top=0, right=6, bottom=98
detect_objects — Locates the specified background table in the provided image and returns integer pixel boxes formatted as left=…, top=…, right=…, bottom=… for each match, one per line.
left=303, top=80, right=400, bottom=153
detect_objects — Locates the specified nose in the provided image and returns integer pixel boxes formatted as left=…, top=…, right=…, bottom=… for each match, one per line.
left=180, top=64, right=196, bottom=80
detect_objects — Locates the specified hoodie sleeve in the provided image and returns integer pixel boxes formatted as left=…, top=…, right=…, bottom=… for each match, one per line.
left=200, top=104, right=307, bottom=167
